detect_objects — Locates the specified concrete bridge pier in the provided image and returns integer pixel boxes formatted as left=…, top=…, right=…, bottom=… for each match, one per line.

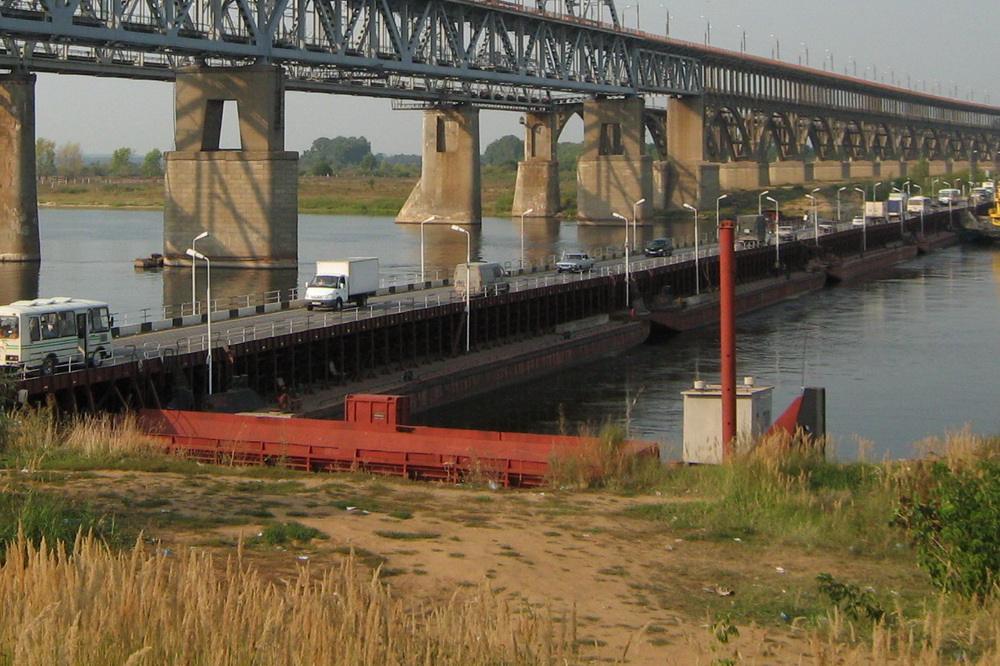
left=164, top=65, right=298, bottom=268
left=397, top=106, right=481, bottom=224
left=0, top=72, right=40, bottom=262
left=719, top=162, right=768, bottom=191
left=513, top=112, right=560, bottom=217
left=576, top=97, right=652, bottom=222
left=813, top=161, right=849, bottom=181
left=665, top=97, right=719, bottom=210
left=768, top=161, right=808, bottom=186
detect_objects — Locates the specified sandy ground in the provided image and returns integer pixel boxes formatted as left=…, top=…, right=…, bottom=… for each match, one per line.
left=49, top=468, right=916, bottom=664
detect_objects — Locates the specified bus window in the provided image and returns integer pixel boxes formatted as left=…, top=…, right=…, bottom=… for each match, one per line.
left=56, top=312, right=75, bottom=337
left=0, top=315, right=18, bottom=339
left=90, top=307, right=110, bottom=333
left=29, top=317, right=40, bottom=342
left=40, top=314, right=60, bottom=339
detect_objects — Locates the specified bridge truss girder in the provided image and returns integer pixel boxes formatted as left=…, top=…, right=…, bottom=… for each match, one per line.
left=0, top=0, right=701, bottom=107
left=704, top=95, right=1000, bottom=165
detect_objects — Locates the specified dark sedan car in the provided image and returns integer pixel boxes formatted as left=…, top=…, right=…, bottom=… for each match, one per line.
left=644, top=238, right=674, bottom=257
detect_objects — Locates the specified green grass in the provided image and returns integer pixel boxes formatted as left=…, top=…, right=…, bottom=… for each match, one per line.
left=0, top=488, right=133, bottom=556
left=374, top=530, right=440, bottom=541
left=259, top=520, right=325, bottom=545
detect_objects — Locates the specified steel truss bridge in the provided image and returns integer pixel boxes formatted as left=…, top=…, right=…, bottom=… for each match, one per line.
left=0, top=0, right=998, bottom=161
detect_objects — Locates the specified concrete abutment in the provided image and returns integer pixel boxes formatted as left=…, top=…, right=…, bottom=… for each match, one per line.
left=513, top=111, right=561, bottom=217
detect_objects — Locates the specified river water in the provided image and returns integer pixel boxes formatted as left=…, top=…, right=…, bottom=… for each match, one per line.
left=9, top=209, right=1000, bottom=460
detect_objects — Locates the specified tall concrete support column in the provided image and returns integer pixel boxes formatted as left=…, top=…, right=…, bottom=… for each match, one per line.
left=513, top=112, right=560, bottom=217
left=0, top=72, right=40, bottom=262
left=665, top=96, right=718, bottom=210
left=397, top=106, right=481, bottom=224
left=577, top=97, right=652, bottom=222
left=164, top=65, right=298, bottom=268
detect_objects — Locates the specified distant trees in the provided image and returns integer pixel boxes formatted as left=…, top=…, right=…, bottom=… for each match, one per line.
left=140, top=149, right=164, bottom=178
left=109, top=147, right=134, bottom=176
left=36, top=139, right=57, bottom=177
left=34, top=139, right=167, bottom=180
left=56, top=143, right=84, bottom=179
left=482, top=135, right=523, bottom=168
left=301, top=136, right=374, bottom=175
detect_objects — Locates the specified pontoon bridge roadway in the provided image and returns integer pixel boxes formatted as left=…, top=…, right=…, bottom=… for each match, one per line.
left=16, top=207, right=965, bottom=415
left=1, top=0, right=999, bottom=267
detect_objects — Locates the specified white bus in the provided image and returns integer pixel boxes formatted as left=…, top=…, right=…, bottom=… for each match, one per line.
left=0, top=298, right=112, bottom=375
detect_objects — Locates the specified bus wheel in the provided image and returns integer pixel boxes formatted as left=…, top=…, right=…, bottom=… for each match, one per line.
left=41, top=356, right=56, bottom=376
left=335, top=298, right=343, bottom=311
left=89, top=348, right=106, bottom=368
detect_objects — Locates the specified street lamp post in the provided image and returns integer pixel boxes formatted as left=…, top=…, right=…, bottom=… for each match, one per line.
left=682, top=203, right=700, bottom=295
left=913, top=184, right=924, bottom=235
left=658, top=4, right=669, bottom=35
left=186, top=248, right=212, bottom=395
left=632, top=198, right=646, bottom=250
left=766, top=196, right=780, bottom=266
left=700, top=15, right=710, bottom=44
left=716, top=192, right=728, bottom=237
left=450, top=225, right=472, bottom=352
left=806, top=193, right=819, bottom=244
left=854, top=187, right=867, bottom=252
left=872, top=181, right=882, bottom=201
left=612, top=212, right=631, bottom=308
left=419, top=215, right=437, bottom=284
left=758, top=190, right=769, bottom=216
left=191, top=231, right=209, bottom=314
left=837, top=186, right=846, bottom=222
left=519, top=208, right=534, bottom=273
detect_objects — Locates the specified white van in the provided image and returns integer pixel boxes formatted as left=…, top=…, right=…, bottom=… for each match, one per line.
left=452, top=262, right=510, bottom=298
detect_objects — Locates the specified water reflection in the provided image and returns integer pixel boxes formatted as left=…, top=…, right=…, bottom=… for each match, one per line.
left=0, top=263, right=40, bottom=304
left=163, top=267, right=299, bottom=313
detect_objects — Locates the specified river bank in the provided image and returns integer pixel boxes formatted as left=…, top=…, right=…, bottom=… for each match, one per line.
left=36, top=172, right=556, bottom=217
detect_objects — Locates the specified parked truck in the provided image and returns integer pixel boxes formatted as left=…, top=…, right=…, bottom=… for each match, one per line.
left=886, top=193, right=908, bottom=219
left=304, top=258, right=379, bottom=310
left=735, top=214, right=769, bottom=249
left=864, top=201, right=888, bottom=222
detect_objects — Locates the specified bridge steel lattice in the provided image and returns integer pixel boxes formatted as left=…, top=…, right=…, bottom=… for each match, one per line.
left=692, top=49, right=1000, bottom=165
left=0, top=0, right=702, bottom=104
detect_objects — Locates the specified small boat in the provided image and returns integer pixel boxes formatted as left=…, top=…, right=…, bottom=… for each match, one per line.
left=133, top=253, right=164, bottom=269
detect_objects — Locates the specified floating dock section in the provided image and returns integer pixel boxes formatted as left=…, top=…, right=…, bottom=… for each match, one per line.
left=139, top=407, right=659, bottom=488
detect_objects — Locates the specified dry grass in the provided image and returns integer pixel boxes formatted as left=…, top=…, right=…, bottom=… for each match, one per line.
left=0, top=530, right=571, bottom=665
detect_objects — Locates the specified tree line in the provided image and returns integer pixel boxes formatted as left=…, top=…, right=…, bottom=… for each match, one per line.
left=35, top=139, right=164, bottom=179
left=32, top=134, right=588, bottom=180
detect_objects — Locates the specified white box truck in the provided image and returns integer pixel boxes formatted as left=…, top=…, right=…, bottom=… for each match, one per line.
left=304, top=258, right=379, bottom=310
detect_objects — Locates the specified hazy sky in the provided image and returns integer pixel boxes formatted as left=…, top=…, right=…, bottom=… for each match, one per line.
left=30, top=0, right=998, bottom=157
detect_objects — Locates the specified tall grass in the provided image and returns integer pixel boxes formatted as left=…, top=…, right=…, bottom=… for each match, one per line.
left=0, top=532, right=572, bottom=665
left=547, top=423, right=663, bottom=491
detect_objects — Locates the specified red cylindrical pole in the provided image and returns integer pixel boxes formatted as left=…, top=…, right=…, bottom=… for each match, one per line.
left=719, top=219, right=737, bottom=459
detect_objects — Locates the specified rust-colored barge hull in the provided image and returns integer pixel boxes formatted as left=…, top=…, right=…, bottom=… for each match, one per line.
left=648, top=270, right=827, bottom=333
left=825, top=244, right=919, bottom=283
left=139, top=409, right=659, bottom=488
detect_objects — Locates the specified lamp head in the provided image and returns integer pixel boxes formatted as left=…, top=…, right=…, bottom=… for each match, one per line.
left=194, top=231, right=209, bottom=242
left=186, top=248, right=206, bottom=261
left=422, top=215, right=437, bottom=223
left=450, top=224, right=465, bottom=233
left=683, top=203, right=696, bottom=212
left=612, top=212, right=627, bottom=222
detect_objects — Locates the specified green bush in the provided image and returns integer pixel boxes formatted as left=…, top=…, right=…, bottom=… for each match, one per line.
left=259, top=520, right=324, bottom=545
left=894, top=461, right=1000, bottom=598
left=0, top=489, right=124, bottom=557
